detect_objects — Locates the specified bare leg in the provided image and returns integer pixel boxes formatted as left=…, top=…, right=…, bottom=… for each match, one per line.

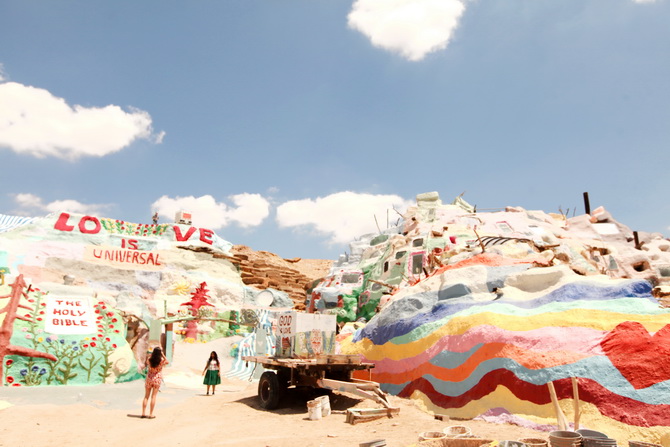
left=212, top=385, right=216, bottom=395
left=141, top=386, right=151, bottom=417
left=206, top=385, right=210, bottom=395
left=149, top=387, right=158, bottom=417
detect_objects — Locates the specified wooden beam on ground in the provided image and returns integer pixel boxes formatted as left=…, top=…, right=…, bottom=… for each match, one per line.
left=345, top=407, right=400, bottom=425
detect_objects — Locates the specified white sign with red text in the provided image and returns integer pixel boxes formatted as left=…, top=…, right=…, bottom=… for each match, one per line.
left=45, top=296, right=96, bottom=335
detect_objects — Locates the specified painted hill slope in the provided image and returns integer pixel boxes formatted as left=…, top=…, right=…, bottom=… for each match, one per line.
left=304, top=192, right=670, bottom=443
left=0, top=211, right=299, bottom=387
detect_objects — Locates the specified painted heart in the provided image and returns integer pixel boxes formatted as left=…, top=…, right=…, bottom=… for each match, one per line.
left=600, top=321, right=670, bottom=390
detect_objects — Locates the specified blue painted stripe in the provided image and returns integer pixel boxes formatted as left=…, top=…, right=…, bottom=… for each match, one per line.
left=225, top=310, right=275, bottom=381
left=388, top=297, right=668, bottom=345
left=356, top=280, right=655, bottom=345
left=380, top=356, right=670, bottom=405
left=0, top=213, right=39, bottom=233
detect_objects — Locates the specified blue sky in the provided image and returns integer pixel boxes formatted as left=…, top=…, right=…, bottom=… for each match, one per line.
left=1, top=0, right=668, bottom=260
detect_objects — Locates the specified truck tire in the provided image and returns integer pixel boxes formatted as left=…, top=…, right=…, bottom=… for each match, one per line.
left=258, top=371, right=283, bottom=409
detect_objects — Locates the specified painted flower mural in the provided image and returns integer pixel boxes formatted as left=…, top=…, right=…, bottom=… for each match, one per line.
left=1, top=276, right=140, bottom=386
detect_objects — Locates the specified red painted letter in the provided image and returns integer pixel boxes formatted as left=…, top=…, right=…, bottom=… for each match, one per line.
left=199, top=228, right=214, bottom=245
left=173, top=226, right=196, bottom=241
left=79, top=216, right=101, bottom=234
left=122, top=239, right=139, bottom=250
left=54, top=212, right=75, bottom=232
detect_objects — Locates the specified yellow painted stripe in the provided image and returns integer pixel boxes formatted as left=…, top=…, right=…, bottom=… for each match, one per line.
left=410, top=386, right=664, bottom=444
left=344, top=310, right=668, bottom=361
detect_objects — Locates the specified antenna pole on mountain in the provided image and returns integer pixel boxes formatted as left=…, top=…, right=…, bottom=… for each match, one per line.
left=374, top=215, right=382, bottom=234
left=583, top=192, right=591, bottom=215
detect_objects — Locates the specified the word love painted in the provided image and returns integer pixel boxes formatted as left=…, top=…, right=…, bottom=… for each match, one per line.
left=53, top=212, right=215, bottom=245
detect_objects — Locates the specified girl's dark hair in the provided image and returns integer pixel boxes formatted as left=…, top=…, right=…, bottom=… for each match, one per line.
left=149, top=347, right=162, bottom=368
left=208, top=351, right=219, bottom=366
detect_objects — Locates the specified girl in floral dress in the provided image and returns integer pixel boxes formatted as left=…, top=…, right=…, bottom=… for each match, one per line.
left=142, top=347, right=168, bottom=418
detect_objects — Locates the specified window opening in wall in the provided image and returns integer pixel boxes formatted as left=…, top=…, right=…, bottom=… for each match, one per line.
left=341, top=273, right=361, bottom=284
left=412, top=238, right=423, bottom=247
left=411, top=254, right=424, bottom=275
left=395, top=251, right=406, bottom=259
left=383, top=261, right=389, bottom=272
left=632, top=262, right=649, bottom=272
left=496, top=221, right=514, bottom=233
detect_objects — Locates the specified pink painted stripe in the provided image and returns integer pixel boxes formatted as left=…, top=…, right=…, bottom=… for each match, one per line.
left=365, top=325, right=606, bottom=374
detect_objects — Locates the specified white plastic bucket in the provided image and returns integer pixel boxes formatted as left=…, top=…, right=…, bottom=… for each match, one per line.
left=307, top=399, right=322, bottom=420
left=419, top=432, right=447, bottom=442
left=444, top=425, right=473, bottom=438
left=318, top=395, right=331, bottom=417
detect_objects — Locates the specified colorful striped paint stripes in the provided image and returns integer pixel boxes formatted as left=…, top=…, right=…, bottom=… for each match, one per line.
left=343, top=274, right=670, bottom=440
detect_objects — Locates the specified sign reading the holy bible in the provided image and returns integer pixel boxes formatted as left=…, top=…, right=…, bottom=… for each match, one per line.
left=45, top=297, right=96, bottom=335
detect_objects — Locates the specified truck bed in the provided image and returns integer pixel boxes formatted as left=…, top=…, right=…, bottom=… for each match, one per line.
left=242, top=354, right=375, bottom=373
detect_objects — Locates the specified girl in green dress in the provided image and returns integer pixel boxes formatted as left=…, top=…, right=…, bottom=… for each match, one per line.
left=202, top=351, right=221, bottom=395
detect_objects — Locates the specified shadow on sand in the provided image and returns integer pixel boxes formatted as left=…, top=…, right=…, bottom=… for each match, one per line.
left=234, top=387, right=364, bottom=415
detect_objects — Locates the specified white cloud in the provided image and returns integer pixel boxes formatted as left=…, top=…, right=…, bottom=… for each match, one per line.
left=632, top=0, right=659, bottom=3
left=276, top=191, right=413, bottom=245
left=154, top=130, right=166, bottom=144
left=226, top=193, right=271, bottom=228
left=151, top=194, right=271, bottom=229
left=348, top=0, right=465, bottom=61
left=0, top=64, right=6, bottom=82
left=13, top=193, right=43, bottom=210
left=0, top=81, right=162, bottom=160
left=11, top=193, right=111, bottom=216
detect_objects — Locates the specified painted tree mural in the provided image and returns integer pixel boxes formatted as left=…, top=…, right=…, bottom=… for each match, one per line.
left=0, top=275, right=57, bottom=386
left=180, top=282, right=214, bottom=340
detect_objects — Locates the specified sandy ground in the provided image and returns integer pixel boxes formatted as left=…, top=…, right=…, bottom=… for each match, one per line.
left=0, top=340, right=549, bottom=447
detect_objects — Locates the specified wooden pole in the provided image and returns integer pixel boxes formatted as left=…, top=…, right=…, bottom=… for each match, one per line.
left=572, top=377, right=581, bottom=430
left=583, top=192, right=591, bottom=215
left=633, top=231, right=641, bottom=250
left=473, top=228, right=486, bottom=253
left=547, top=381, right=568, bottom=430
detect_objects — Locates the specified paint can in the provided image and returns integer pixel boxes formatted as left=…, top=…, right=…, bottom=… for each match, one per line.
left=317, top=395, right=331, bottom=417
left=359, top=440, right=386, bottom=447
left=518, top=438, right=549, bottom=447
left=575, top=430, right=608, bottom=439
left=419, top=431, right=447, bottom=442
left=549, top=431, right=582, bottom=447
left=499, top=441, right=528, bottom=447
left=307, top=399, right=321, bottom=421
left=444, top=425, right=473, bottom=438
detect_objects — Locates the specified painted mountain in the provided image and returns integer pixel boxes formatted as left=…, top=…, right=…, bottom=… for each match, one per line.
left=0, top=211, right=299, bottom=387
left=319, top=192, right=670, bottom=443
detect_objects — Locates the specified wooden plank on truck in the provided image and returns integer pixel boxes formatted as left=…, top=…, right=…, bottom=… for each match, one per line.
left=316, top=354, right=362, bottom=364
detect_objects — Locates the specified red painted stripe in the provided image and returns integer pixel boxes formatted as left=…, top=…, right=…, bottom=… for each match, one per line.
left=398, top=370, right=668, bottom=427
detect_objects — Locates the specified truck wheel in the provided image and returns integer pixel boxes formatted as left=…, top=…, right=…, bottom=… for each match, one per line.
left=258, top=371, right=283, bottom=409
